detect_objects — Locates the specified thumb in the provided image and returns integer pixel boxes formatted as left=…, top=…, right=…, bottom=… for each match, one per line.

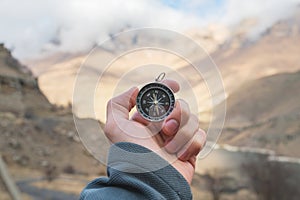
left=106, top=87, right=139, bottom=121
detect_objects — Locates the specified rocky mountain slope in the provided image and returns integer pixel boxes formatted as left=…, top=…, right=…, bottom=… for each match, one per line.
left=219, top=70, right=300, bottom=157
left=0, top=44, right=105, bottom=199
left=191, top=8, right=300, bottom=102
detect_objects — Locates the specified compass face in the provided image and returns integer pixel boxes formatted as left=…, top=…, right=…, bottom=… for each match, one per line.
left=136, top=82, right=175, bottom=122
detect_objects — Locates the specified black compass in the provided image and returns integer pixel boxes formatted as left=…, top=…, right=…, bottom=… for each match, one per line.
left=136, top=73, right=175, bottom=122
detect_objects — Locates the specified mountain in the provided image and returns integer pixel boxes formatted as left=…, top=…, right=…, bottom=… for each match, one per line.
left=219, top=70, right=300, bottom=157
left=193, top=8, right=300, bottom=99
left=0, top=43, right=52, bottom=117
left=22, top=8, right=300, bottom=124
left=0, top=44, right=104, bottom=199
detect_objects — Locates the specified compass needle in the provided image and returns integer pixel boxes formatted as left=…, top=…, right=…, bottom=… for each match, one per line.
left=155, top=105, right=159, bottom=115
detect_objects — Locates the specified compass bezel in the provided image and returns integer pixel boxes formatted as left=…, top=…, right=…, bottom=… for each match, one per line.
left=136, top=82, right=175, bottom=122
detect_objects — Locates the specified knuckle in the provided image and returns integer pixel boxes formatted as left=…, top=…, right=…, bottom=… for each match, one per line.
left=104, top=120, right=117, bottom=138
left=106, top=99, right=113, bottom=110
left=189, top=133, right=204, bottom=155
left=197, top=129, right=207, bottom=148
left=190, top=114, right=199, bottom=126
left=199, top=129, right=207, bottom=140
left=104, top=122, right=112, bottom=136
left=185, top=115, right=199, bottom=133
left=177, top=100, right=190, bottom=123
left=178, top=99, right=189, bottom=113
left=194, top=141, right=202, bottom=154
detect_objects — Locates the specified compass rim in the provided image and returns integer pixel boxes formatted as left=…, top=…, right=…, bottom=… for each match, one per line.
left=136, top=82, right=175, bottom=122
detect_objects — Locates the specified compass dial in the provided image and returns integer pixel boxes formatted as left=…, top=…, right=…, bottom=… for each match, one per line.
left=136, top=82, right=175, bottom=122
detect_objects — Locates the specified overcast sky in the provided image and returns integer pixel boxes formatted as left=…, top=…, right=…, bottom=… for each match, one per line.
left=0, top=0, right=299, bottom=60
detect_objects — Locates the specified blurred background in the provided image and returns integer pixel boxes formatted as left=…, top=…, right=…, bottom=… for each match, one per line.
left=0, top=0, right=300, bottom=199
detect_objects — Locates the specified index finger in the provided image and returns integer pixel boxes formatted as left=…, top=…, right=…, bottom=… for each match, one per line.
left=161, top=79, right=180, bottom=93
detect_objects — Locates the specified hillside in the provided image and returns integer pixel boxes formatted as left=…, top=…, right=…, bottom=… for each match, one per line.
left=0, top=44, right=105, bottom=199
left=219, top=71, right=300, bottom=157
left=194, top=8, right=300, bottom=99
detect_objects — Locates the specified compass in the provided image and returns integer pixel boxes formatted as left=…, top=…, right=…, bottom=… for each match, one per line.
left=136, top=73, right=175, bottom=122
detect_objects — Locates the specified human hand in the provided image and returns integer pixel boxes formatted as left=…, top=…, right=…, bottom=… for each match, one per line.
left=104, top=80, right=206, bottom=184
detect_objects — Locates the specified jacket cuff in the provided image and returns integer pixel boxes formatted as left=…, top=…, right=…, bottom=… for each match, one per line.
left=107, top=142, right=192, bottom=200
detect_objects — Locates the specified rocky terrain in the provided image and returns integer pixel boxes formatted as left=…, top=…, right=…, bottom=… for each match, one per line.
left=219, top=70, right=300, bottom=157
left=0, top=44, right=105, bottom=199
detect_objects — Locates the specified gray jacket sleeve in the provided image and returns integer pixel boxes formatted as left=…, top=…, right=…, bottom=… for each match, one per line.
left=80, top=142, right=192, bottom=200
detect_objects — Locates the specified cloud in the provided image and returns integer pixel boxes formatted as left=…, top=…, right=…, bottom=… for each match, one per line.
left=0, top=0, right=299, bottom=60
left=0, top=0, right=202, bottom=59
left=221, top=0, right=300, bottom=38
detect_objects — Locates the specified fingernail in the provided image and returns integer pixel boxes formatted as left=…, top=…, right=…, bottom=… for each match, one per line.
left=165, top=119, right=179, bottom=134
